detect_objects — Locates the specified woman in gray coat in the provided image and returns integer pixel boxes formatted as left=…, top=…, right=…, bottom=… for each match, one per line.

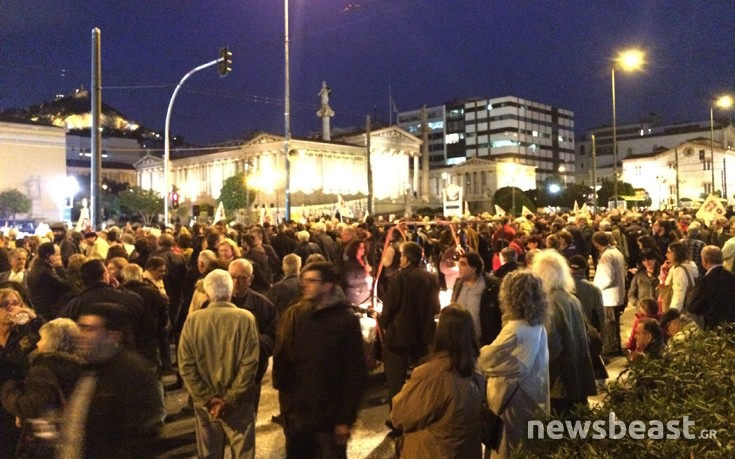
left=531, top=249, right=597, bottom=416
left=479, top=271, right=550, bottom=458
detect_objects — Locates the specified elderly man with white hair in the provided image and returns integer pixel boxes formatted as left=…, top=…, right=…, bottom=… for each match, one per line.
left=178, top=269, right=260, bottom=459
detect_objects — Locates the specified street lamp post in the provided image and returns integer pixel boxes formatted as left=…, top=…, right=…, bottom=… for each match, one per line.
left=611, top=48, right=644, bottom=210
left=283, top=0, right=291, bottom=222
left=710, top=95, right=734, bottom=195
left=164, top=54, right=229, bottom=225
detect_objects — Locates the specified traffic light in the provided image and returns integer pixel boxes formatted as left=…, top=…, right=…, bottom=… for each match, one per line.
left=218, top=47, right=232, bottom=77
left=171, top=191, right=179, bottom=209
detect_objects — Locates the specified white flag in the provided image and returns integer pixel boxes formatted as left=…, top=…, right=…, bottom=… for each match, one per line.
left=215, top=202, right=226, bottom=223
left=494, top=205, right=506, bottom=216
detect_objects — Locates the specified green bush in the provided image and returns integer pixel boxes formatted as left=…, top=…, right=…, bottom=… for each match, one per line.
left=513, top=327, right=735, bottom=458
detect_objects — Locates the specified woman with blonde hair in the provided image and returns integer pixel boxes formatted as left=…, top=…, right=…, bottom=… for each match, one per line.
left=530, top=249, right=596, bottom=416
left=479, top=271, right=549, bottom=458
left=217, top=238, right=241, bottom=268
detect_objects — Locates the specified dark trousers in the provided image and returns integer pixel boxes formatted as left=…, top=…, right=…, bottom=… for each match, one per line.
left=383, top=345, right=429, bottom=404
left=285, top=428, right=346, bottom=459
left=602, top=305, right=624, bottom=356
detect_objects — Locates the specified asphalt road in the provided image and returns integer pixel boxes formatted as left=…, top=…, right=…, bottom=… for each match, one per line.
left=155, top=307, right=634, bottom=458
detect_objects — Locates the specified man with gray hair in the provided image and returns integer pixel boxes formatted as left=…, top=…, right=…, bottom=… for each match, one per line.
left=688, top=245, right=735, bottom=329
left=178, top=269, right=260, bottom=458
left=228, top=258, right=278, bottom=413
left=267, top=253, right=302, bottom=314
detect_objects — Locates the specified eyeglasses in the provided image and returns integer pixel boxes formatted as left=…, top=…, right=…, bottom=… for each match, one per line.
left=231, top=274, right=252, bottom=281
left=1, top=300, right=21, bottom=309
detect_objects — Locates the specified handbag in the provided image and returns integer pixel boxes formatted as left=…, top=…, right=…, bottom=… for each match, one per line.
left=479, top=381, right=521, bottom=451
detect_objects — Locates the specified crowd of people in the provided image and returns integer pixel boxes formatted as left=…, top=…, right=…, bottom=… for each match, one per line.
left=0, top=205, right=734, bottom=458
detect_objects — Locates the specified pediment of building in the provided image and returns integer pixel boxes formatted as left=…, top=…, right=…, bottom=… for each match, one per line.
left=243, top=133, right=284, bottom=146
left=133, top=153, right=163, bottom=169
left=453, top=158, right=495, bottom=169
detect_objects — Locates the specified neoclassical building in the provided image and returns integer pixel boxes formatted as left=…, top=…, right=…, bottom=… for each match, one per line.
left=0, top=121, right=68, bottom=221
left=622, top=139, right=735, bottom=209
left=134, top=126, right=423, bottom=217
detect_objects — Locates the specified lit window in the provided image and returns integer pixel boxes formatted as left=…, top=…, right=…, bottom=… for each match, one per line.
left=446, top=133, right=460, bottom=144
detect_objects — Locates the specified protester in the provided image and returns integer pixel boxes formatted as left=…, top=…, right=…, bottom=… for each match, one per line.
left=273, top=262, right=367, bottom=458
left=178, top=269, right=260, bottom=459
left=391, top=305, right=484, bottom=459
left=27, top=242, right=75, bottom=320
left=479, top=271, right=550, bottom=458
left=0, top=318, right=83, bottom=459
left=531, top=249, right=597, bottom=415
left=59, top=302, right=165, bottom=458
left=0, top=288, right=44, bottom=457
left=451, top=251, right=502, bottom=345
left=628, top=318, right=665, bottom=361
left=379, top=242, right=441, bottom=411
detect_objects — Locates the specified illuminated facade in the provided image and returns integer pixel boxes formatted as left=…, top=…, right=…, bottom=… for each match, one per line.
left=0, top=121, right=69, bottom=221
left=622, top=139, right=735, bottom=209
left=576, top=120, right=735, bottom=187
left=430, top=158, right=537, bottom=211
left=134, top=127, right=421, bottom=212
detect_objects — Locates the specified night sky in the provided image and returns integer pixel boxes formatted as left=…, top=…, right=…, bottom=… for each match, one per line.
left=1, top=0, right=732, bottom=146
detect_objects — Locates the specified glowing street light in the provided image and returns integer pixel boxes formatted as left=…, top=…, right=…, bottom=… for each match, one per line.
left=710, top=95, right=734, bottom=194
left=549, top=183, right=561, bottom=194
left=611, top=48, right=645, bottom=208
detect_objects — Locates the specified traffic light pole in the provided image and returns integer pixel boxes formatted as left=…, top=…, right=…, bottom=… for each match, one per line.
left=164, top=54, right=229, bottom=225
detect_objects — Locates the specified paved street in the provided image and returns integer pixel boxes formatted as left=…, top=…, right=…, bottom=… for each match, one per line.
left=156, top=364, right=396, bottom=459
left=156, top=308, right=634, bottom=458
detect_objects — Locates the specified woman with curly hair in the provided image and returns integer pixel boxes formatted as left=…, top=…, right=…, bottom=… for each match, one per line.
left=479, top=271, right=549, bottom=458
left=391, top=305, right=484, bottom=458
left=530, top=249, right=597, bottom=416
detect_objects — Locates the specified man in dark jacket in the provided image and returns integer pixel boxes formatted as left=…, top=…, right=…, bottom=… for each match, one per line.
left=688, top=245, right=735, bottom=329
left=270, top=224, right=298, bottom=262
left=451, top=251, right=501, bottom=345
left=267, top=253, right=302, bottom=314
left=61, top=259, right=147, bottom=360
left=379, top=242, right=441, bottom=403
left=152, top=234, right=188, bottom=333
left=493, top=247, right=519, bottom=280
left=60, top=302, right=164, bottom=458
left=50, top=222, right=81, bottom=268
left=121, top=263, right=169, bottom=372
left=273, top=262, right=367, bottom=458
left=229, top=259, right=278, bottom=412
left=27, top=242, right=75, bottom=320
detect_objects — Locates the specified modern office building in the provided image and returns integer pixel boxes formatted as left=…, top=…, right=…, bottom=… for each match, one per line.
left=397, top=96, right=575, bottom=185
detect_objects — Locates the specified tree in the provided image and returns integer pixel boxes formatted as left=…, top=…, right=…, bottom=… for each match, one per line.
left=117, top=186, right=163, bottom=225
left=0, top=189, right=31, bottom=218
left=563, top=183, right=594, bottom=209
left=596, top=179, right=634, bottom=207
left=219, top=172, right=256, bottom=214
left=493, top=187, right=535, bottom=216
